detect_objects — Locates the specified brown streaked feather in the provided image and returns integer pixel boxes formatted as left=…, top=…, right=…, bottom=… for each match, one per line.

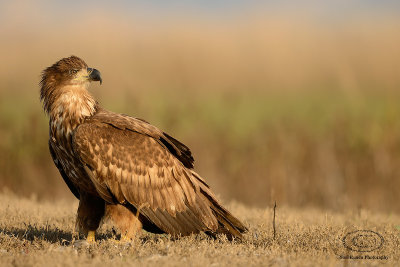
left=87, top=108, right=194, bottom=169
left=49, top=142, right=80, bottom=199
left=72, top=110, right=246, bottom=238
left=72, top=119, right=216, bottom=235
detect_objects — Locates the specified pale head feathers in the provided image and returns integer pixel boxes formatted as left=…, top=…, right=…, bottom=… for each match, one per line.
left=40, top=56, right=97, bottom=138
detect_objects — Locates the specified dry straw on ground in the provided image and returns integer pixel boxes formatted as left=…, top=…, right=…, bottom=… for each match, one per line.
left=0, top=192, right=398, bottom=266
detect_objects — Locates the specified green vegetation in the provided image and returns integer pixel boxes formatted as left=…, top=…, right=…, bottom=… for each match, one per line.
left=1, top=89, right=400, bottom=213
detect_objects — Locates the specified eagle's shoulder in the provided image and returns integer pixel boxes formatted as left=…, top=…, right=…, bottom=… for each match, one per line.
left=74, top=109, right=194, bottom=169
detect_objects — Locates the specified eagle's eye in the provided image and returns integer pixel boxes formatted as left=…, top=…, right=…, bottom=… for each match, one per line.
left=69, top=69, right=79, bottom=75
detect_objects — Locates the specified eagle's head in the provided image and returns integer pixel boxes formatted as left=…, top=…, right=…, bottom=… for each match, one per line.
left=40, top=56, right=102, bottom=115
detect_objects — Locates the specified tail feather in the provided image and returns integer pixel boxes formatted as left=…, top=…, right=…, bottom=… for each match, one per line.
left=202, top=189, right=247, bottom=240
left=213, top=208, right=246, bottom=240
left=190, top=170, right=247, bottom=240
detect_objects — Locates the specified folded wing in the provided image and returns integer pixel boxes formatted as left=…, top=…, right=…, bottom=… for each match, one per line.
left=72, top=109, right=246, bottom=237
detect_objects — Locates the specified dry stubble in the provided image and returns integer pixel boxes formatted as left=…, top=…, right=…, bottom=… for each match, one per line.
left=0, top=192, right=398, bottom=266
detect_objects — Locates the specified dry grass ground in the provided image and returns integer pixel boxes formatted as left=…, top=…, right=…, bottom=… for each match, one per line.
left=0, top=192, right=399, bottom=266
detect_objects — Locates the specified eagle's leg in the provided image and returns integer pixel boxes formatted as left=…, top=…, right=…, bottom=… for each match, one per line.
left=76, top=192, right=105, bottom=243
left=87, top=231, right=96, bottom=243
left=105, top=204, right=142, bottom=241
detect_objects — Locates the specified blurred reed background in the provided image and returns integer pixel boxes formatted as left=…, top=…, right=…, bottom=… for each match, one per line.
left=0, top=1, right=399, bottom=213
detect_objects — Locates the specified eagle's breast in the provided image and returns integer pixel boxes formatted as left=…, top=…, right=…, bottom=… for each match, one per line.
left=48, top=88, right=98, bottom=194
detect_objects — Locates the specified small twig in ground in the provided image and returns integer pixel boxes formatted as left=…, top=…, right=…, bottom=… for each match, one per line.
left=273, top=201, right=277, bottom=240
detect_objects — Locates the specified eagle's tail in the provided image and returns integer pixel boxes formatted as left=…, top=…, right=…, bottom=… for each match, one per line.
left=191, top=171, right=248, bottom=240
left=208, top=195, right=248, bottom=240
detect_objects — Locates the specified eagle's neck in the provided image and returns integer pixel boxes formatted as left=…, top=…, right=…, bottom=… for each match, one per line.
left=49, top=85, right=96, bottom=141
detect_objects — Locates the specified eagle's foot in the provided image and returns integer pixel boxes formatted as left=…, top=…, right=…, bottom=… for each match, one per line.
left=86, top=231, right=96, bottom=243
left=72, top=231, right=96, bottom=248
left=120, top=234, right=133, bottom=242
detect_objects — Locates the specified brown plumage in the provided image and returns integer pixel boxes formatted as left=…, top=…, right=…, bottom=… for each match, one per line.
left=40, top=56, right=247, bottom=241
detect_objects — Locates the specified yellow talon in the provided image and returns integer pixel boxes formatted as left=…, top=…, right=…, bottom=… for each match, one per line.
left=120, top=234, right=132, bottom=242
left=87, top=231, right=96, bottom=243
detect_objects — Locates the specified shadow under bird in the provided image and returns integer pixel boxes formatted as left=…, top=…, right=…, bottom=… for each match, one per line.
left=39, top=56, right=247, bottom=243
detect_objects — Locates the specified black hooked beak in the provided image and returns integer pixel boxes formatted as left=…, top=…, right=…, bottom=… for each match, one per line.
left=88, top=68, right=102, bottom=84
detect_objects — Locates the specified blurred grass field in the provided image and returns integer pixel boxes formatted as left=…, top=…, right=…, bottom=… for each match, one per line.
left=0, top=7, right=400, bottom=214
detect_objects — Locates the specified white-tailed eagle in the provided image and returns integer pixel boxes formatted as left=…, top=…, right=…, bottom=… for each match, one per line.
left=40, top=56, right=247, bottom=242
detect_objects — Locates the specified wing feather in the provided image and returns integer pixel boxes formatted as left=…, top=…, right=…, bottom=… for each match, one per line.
left=145, top=171, right=154, bottom=208
left=72, top=109, right=246, bottom=238
left=49, top=142, right=80, bottom=199
left=72, top=115, right=218, bottom=235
